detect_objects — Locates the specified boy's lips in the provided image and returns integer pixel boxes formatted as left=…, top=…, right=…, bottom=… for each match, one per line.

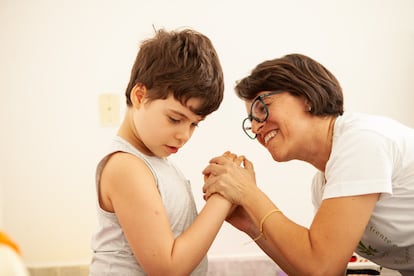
left=166, top=145, right=179, bottom=153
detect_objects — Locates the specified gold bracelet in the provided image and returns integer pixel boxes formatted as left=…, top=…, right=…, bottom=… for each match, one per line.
left=252, top=208, right=281, bottom=241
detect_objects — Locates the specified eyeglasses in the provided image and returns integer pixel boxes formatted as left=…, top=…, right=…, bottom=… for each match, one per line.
left=242, top=91, right=282, bottom=139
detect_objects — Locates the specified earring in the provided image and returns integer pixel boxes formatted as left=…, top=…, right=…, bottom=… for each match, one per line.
left=308, top=105, right=312, bottom=112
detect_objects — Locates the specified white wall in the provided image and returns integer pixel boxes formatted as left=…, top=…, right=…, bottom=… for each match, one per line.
left=0, top=170, right=3, bottom=229
left=1, top=0, right=413, bottom=266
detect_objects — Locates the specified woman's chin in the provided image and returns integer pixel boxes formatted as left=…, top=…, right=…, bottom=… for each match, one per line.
left=270, top=151, right=288, bottom=163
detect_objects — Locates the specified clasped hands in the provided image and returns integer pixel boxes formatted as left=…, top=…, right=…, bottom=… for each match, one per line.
left=202, top=151, right=256, bottom=205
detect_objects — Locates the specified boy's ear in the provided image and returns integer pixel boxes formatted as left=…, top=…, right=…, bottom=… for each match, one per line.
left=130, top=83, right=147, bottom=107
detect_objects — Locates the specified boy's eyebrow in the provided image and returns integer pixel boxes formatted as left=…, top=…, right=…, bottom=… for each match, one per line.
left=169, top=109, right=205, bottom=122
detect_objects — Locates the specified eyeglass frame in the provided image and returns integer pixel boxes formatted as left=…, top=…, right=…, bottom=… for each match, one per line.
left=242, top=91, right=283, bottom=139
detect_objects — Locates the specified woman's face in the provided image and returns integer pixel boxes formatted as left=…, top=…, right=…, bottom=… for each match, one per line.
left=245, top=91, right=311, bottom=162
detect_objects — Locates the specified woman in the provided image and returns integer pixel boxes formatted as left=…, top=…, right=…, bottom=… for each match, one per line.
left=202, top=53, right=414, bottom=275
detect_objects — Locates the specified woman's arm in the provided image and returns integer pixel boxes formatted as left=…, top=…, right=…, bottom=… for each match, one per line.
left=101, top=152, right=231, bottom=275
left=245, top=188, right=378, bottom=275
left=203, top=155, right=379, bottom=275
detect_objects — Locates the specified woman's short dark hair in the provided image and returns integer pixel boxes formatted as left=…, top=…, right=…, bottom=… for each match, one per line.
left=125, top=28, right=224, bottom=117
left=235, top=53, right=344, bottom=116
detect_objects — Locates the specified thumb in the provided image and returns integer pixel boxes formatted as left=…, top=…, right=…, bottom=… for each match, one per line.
left=243, top=158, right=254, bottom=171
left=203, top=188, right=216, bottom=201
left=234, top=155, right=245, bottom=166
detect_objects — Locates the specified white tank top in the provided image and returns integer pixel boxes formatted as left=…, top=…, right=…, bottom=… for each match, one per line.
left=90, top=136, right=207, bottom=275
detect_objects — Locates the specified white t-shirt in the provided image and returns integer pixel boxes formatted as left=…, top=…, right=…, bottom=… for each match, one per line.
left=312, top=112, right=414, bottom=274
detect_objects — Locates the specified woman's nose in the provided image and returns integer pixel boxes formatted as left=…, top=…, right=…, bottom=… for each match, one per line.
left=251, top=120, right=265, bottom=135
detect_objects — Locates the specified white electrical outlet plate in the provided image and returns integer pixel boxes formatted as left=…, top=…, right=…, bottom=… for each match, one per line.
left=98, top=93, right=121, bottom=127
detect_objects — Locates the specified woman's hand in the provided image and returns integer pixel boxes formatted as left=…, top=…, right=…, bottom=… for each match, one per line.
left=225, top=205, right=259, bottom=237
left=202, top=151, right=256, bottom=205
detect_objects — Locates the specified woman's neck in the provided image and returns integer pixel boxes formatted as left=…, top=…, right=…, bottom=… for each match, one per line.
left=309, top=116, right=336, bottom=172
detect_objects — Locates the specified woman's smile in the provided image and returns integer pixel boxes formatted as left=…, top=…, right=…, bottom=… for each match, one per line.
left=264, top=129, right=279, bottom=145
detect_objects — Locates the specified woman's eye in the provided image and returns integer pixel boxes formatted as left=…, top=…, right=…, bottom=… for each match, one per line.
left=258, top=105, right=266, bottom=114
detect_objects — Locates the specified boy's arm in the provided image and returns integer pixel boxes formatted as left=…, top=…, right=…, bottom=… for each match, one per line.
left=101, top=152, right=231, bottom=275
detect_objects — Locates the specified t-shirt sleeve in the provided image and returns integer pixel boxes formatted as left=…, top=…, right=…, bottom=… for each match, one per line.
left=323, top=130, right=394, bottom=200
left=311, top=171, right=325, bottom=211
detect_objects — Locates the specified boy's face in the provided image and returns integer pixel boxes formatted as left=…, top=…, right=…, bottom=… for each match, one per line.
left=132, top=94, right=204, bottom=157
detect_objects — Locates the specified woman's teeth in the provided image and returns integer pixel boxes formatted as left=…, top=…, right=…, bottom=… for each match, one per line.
left=264, top=130, right=278, bottom=144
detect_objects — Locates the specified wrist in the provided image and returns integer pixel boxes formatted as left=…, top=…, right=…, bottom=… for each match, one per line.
left=242, top=186, right=264, bottom=210
left=246, top=224, right=260, bottom=239
left=208, top=193, right=232, bottom=209
left=243, top=188, right=278, bottom=228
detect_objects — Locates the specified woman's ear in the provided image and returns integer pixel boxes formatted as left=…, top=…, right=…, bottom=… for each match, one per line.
left=130, top=83, right=147, bottom=107
left=304, top=99, right=312, bottom=112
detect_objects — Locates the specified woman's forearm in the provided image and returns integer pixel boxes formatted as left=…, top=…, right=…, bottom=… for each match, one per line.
left=240, top=188, right=348, bottom=275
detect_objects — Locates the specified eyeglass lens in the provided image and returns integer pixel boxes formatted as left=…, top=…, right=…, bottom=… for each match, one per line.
left=252, top=99, right=268, bottom=122
left=241, top=91, right=282, bottom=139
left=242, top=117, right=256, bottom=139
left=242, top=99, right=268, bottom=139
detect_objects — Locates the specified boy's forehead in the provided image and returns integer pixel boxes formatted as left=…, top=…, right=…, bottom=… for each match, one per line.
left=185, top=97, right=203, bottom=109
left=184, top=97, right=205, bottom=120
left=167, top=96, right=204, bottom=120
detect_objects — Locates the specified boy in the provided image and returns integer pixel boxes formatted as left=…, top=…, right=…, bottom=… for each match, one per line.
left=90, top=28, right=231, bottom=275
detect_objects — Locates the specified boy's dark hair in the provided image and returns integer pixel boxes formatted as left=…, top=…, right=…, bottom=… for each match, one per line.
left=125, top=28, right=224, bottom=117
left=235, top=53, right=344, bottom=116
